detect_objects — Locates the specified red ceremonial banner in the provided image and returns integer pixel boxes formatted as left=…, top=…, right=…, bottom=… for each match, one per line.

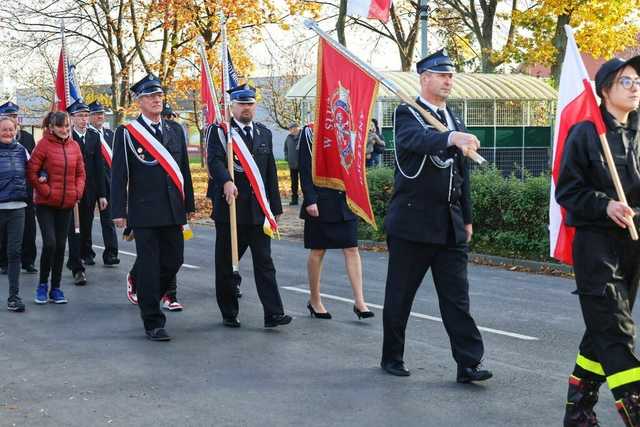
left=312, top=38, right=378, bottom=227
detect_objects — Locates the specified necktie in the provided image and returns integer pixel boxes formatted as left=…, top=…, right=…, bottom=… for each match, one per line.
left=436, top=109, right=449, bottom=129
left=243, top=126, right=253, bottom=149
left=151, top=123, right=162, bottom=141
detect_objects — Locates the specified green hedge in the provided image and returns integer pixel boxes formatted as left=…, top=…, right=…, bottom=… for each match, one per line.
left=359, top=166, right=551, bottom=261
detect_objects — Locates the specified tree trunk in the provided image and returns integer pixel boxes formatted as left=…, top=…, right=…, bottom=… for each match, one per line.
left=551, top=14, right=571, bottom=87
left=337, top=0, right=347, bottom=47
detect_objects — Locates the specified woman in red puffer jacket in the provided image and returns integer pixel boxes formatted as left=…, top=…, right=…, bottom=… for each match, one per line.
left=27, top=111, right=85, bottom=305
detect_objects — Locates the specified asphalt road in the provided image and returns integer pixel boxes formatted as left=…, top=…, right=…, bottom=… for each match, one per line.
left=0, top=223, right=633, bottom=426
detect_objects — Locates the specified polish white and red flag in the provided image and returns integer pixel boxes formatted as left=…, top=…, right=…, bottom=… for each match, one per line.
left=347, top=0, right=392, bottom=22
left=549, top=25, right=607, bottom=265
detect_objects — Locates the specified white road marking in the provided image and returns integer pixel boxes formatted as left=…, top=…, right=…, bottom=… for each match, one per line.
left=282, top=286, right=539, bottom=341
left=92, top=245, right=200, bottom=270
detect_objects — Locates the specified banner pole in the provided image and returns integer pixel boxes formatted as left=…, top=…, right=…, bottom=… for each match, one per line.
left=598, top=133, right=638, bottom=240
left=219, top=12, right=240, bottom=274
left=303, top=19, right=485, bottom=165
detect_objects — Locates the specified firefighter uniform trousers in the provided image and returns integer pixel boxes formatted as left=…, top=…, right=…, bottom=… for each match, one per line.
left=571, top=228, right=640, bottom=403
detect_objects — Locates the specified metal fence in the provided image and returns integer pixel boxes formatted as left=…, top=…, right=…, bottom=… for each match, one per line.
left=380, top=147, right=550, bottom=178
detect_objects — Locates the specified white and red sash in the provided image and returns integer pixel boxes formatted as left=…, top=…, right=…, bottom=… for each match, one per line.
left=124, top=120, right=185, bottom=200
left=229, top=128, right=279, bottom=237
left=90, top=126, right=112, bottom=168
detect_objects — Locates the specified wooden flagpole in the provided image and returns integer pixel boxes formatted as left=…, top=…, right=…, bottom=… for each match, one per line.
left=304, top=19, right=485, bottom=165
left=60, top=18, right=81, bottom=234
left=219, top=12, right=240, bottom=273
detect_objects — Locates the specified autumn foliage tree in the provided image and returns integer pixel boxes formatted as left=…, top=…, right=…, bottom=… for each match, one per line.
left=512, top=0, right=640, bottom=83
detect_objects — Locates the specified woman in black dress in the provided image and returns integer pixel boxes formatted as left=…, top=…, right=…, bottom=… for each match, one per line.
left=298, top=125, right=373, bottom=320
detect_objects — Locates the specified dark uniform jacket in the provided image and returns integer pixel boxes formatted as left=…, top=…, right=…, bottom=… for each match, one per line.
left=384, top=98, right=472, bottom=245
left=556, top=109, right=640, bottom=229
left=111, top=116, right=195, bottom=228
left=73, top=128, right=106, bottom=205
left=207, top=119, right=282, bottom=225
left=297, top=125, right=356, bottom=223
left=94, top=127, right=114, bottom=190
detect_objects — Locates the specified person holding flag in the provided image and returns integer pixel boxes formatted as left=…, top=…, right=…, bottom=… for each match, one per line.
left=65, top=99, right=106, bottom=286
left=111, top=74, right=195, bottom=341
left=380, top=49, right=491, bottom=383
left=556, top=54, right=640, bottom=426
left=87, top=101, right=119, bottom=267
left=207, top=83, right=291, bottom=329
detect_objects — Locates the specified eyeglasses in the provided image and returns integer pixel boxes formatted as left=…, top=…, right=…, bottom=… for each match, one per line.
left=617, top=76, right=640, bottom=90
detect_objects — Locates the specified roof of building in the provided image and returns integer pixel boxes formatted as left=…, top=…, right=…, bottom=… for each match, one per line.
left=285, top=71, right=557, bottom=101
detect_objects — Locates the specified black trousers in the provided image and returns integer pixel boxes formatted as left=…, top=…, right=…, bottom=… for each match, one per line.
left=0, top=201, right=37, bottom=268
left=570, top=228, right=640, bottom=400
left=66, top=201, right=90, bottom=275
left=133, top=226, right=183, bottom=330
left=382, top=235, right=484, bottom=367
left=129, top=257, right=177, bottom=298
left=86, top=184, right=118, bottom=261
left=36, top=206, right=71, bottom=288
left=214, top=222, right=284, bottom=319
left=289, top=168, right=299, bottom=197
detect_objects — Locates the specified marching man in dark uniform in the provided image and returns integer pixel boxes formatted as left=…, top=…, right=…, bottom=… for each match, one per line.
left=380, top=49, right=492, bottom=383
left=111, top=74, right=194, bottom=341
left=556, top=57, right=640, bottom=427
left=207, top=83, right=291, bottom=329
left=88, top=101, right=119, bottom=266
left=0, top=102, right=37, bottom=274
left=66, top=99, right=107, bottom=286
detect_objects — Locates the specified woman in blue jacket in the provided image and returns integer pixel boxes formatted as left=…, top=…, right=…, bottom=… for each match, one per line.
left=0, top=115, right=29, bottom=312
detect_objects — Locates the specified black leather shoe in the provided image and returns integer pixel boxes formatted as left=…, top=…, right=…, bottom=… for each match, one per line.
left=145, top=328, right=171, bottom=341
left=223, top=317, right=241, bottom=328
left=83, top=257, right=96, bottom=266
left=73, top=271, right=87, bottom=286
left=103, top=256, right=120, bottom=267
left=457, top=364, right=493, bottom=383
left=264, top=314, right=292, bottom=328
left=381, top=360, right=411, bottom=377
left=22, top=264, right=38, bottom=274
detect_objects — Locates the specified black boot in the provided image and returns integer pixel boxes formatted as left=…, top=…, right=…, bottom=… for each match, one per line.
left=617, top=392, right=640, bottom=427
left=563, top=376, right=602, bottom=427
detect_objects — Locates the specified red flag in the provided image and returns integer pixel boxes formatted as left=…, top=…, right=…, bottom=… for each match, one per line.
left=549, top=26, right=607, bottom=265
left=200, top=57, right=220, bottom=126
left=53, top=47, right=70, bottom=112
left=347, top=0, right=392, bottom=22
left=313, top=38, right=378, bottom=227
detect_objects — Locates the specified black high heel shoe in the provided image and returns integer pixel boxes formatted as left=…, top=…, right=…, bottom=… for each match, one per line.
left=353, top=305, right=375, bottom=320
left=307, top=302, right=332, bottom=319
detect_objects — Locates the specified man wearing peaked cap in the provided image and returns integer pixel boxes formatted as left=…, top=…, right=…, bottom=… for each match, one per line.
left=0, top=101, right=20, bottom=116
left=161, top=103, right=176, bottom=120
left=111, top=73, right=195, bottom=341
left=130, top=73, right=164, bottom=99
left=415, top=48, right=456, bottom=74
left=381, top=48, right=491, bottom=383
left=207, top=82, right=291, bottom=329
left=0, top=101, right=38, bottom=275
left=227, top=83, right=257, bottom=103
left=87, top=100, right=119, bottom=268
left=65, top=98, right=107, bottom=287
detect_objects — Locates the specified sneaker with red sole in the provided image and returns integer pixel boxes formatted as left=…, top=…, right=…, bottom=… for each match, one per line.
left=161, top=295, right=183, bottom=312
left=126, top=273, right=138, bottom=305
